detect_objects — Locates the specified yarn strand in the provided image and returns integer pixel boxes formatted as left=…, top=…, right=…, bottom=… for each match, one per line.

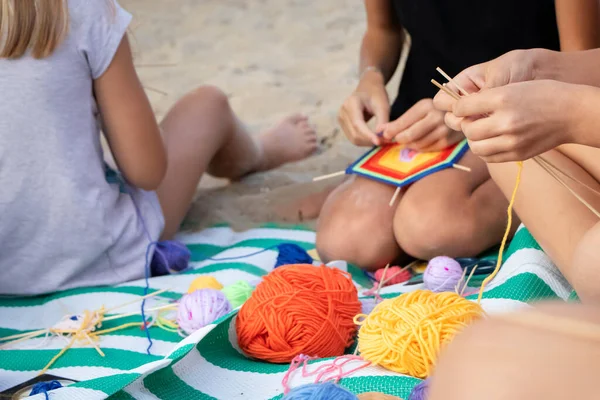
left=477, top=161, right=523, bottom=303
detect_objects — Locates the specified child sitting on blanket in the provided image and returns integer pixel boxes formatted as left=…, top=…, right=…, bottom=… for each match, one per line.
left=314, top=0, right=600, bottom=270
left=0, top=0, right=317, bottom=296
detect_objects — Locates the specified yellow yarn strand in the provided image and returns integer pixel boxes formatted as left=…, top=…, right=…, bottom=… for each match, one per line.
left=355, top=290, right=484, bottom=378
left=477, top=161, right=523, bottom=303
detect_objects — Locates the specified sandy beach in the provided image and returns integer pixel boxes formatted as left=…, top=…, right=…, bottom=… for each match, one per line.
left=120, top=0, right=403, bottom=231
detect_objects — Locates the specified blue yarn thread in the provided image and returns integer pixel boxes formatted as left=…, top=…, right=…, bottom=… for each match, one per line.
left=408, top=378, right=429, bottom=400
left=274, top=243, right=313, bottom=268
left=30, top=380, right=63, bottom=399
left=283, top=382, right=357, bottom=400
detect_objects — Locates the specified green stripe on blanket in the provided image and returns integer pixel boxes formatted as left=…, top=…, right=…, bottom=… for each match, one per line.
left=0, top=225, right=572, bottom=399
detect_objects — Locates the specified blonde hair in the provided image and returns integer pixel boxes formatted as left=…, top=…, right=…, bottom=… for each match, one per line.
left=0, top=0, right=69, bottom=59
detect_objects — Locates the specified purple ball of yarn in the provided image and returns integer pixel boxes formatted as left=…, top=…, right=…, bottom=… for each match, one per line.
left=423, top=256, right=463, bottom=293
left=408, top=378, right=429, bottom=400
left=177, top=289, right=232, bottom=335
left=151, top=240, right=191, bottom=276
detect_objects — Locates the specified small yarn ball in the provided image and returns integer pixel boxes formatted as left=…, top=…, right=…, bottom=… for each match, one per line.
left=284, top=382, right=357, bottom=400
left=30, top=380, right=63, bottom=397
left=357, top=393, right=403, bottom=400
left=275, top=243, right=313, bottom=268
left=374, top=266, right=411, bottom=286
left=356, top=290, right=484, bottom=378
left=408, top=379, right=429, bottom=400
left=221, top=280, right=254, bottom=308
left=187, top=275, right=223, bottom=294
left=423, top=256, right=463, bottom=293
left=151, top=240, right=191, bottom=276
left=177, top=289, right=232, bottom=335
left=236, top=264, right=361, bottom=363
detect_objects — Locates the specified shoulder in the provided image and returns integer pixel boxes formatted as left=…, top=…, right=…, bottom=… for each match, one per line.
left=68, top=0, right=131, bottom=33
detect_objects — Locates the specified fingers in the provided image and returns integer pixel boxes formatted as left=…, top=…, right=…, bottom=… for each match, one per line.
left=338, top=96, right=381, bottom=146
left=381, top=99, right=431, bottom=140
left=419, top=130, right=465, bottom=152
left=394, top=113, right=440, bottom=145
left=452, top=89, right=502, bottom=118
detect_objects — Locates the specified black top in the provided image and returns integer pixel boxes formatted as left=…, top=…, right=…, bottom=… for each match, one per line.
left=390, top=0, right=560, bottom=120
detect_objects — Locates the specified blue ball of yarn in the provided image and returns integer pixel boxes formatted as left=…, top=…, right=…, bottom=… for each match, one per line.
left=408, top=378, right=429, bottom=400
left=284, top=382, right=358, bottom=400
left=30, top=380, right=63, bottom=398
left=151, top=240, right=191, bottom=276
left=275, top=243, right=313, bottom=268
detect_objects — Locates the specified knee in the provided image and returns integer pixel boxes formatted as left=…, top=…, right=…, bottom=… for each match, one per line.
left=183, top=85, right=232, bottom=116
left=394, top=195, right=479, bottom=260
left=316, top=181, right=400, bottom=270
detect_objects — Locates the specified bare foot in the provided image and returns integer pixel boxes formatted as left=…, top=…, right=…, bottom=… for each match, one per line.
left=256, top=114, right=317, bottom=171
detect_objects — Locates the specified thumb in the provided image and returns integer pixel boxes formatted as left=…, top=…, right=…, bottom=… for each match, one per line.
left=368, top=97, right=390, bottom=130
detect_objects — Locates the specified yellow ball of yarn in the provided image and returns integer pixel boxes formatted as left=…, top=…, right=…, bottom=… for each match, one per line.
left=355, top=290, right=484, bottom=378
left=187, top=276, right=223, bottom=294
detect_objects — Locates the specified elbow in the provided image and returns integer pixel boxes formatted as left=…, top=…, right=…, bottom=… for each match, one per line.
left=126, top=156, right=168, bottom=191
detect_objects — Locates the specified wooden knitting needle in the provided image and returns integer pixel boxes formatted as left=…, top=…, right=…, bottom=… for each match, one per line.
left=431, top=79, right=461, bottom=101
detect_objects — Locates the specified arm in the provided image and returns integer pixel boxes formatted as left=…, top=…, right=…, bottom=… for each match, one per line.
left=359, top=0, right=404, bottom=83
left=555, top=0, right=600, bottom=51
left=93, top=36, right=167, bottom=191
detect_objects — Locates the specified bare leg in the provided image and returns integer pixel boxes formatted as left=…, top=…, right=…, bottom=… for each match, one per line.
left=430, top=302, right=600, bottom=400
left=486, top=146, right=600, bottom=302
left=316, top=176, right=406, bottom=271
left=394, top=151, right=517, bottom=260
left=157, top=86, right=317, bottom=239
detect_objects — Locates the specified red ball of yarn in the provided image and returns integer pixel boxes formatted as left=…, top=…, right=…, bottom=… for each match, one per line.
left=236, top=264, right=361, bottom=363
left=374, top=266, right=411, bottom=286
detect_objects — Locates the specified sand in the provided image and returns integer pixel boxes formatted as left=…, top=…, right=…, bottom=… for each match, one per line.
left=120, top=0, right=404, bottom=231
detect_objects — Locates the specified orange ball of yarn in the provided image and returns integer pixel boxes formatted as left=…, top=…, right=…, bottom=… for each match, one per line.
left=236, top=264, right=361, bottom=363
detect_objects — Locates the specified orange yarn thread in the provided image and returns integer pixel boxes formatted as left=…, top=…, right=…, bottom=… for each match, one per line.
left=236, top=264, right=361, bottom=363
left=355, top=290, right=484, bottom=378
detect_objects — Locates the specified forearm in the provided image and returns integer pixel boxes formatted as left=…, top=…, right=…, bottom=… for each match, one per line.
left=358, top=28, right=403, bottom=83
left=555, top=0, right=600, bottom=51
left=567, top=84, right=600, bottom=148
left=535, top=48, right=600, bottom=88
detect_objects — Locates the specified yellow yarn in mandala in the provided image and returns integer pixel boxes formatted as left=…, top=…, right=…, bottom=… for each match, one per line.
left=187, top=276, right=223, bottom=293
left=355, top=290, right=484, bottom=378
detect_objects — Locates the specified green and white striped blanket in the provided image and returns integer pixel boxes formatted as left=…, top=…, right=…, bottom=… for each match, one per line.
left=0, top=225, right=572, bottom=399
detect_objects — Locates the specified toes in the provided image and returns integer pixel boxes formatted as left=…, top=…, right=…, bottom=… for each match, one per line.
left=286, top=113, right=308, bottom=124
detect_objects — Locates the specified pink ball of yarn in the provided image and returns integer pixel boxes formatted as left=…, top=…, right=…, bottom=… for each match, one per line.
left=374, top=266, right=411, bottom=286
left=423, top=256, right=463, bottom=293
left=177, top=289, right=232, bottom=335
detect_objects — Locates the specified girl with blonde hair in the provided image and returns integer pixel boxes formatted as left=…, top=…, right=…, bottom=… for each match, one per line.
left=0, top=0, right=317, bottom=295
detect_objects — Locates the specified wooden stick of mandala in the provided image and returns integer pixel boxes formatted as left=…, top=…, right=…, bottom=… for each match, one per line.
left=437, top=67, right=470, bottom=96
left=312, top=170, right=346, bottom=182
left=389, top=187, right=401, bottom=207
left=103, top=287, right=172, bottom=314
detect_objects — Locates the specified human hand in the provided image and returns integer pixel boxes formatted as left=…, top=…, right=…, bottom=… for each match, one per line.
left=338, top=69, right=390, bottom=146
left=448, top=80, right=577, bottom=162
left=433, top=49, right=556, bottom=129
left=378, top=98, right=464, bottom=151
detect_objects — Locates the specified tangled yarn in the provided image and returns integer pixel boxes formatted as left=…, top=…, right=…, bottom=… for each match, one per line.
left=187, top=276, right=223, bottom=294
left=236, top=264, right=361, bottom=363
left=283, top=382, right=357, bottom=400
left=177, top=289, right=232, bottom=335
left=222, top=280, right=254, bottom=308
left=275, top=243, right=313, bottom=268
left=374, top=266, right=411, bottom=286
left=355, top=290, right=484, bottom=378
left=423, top=256, right=463, bottom=293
